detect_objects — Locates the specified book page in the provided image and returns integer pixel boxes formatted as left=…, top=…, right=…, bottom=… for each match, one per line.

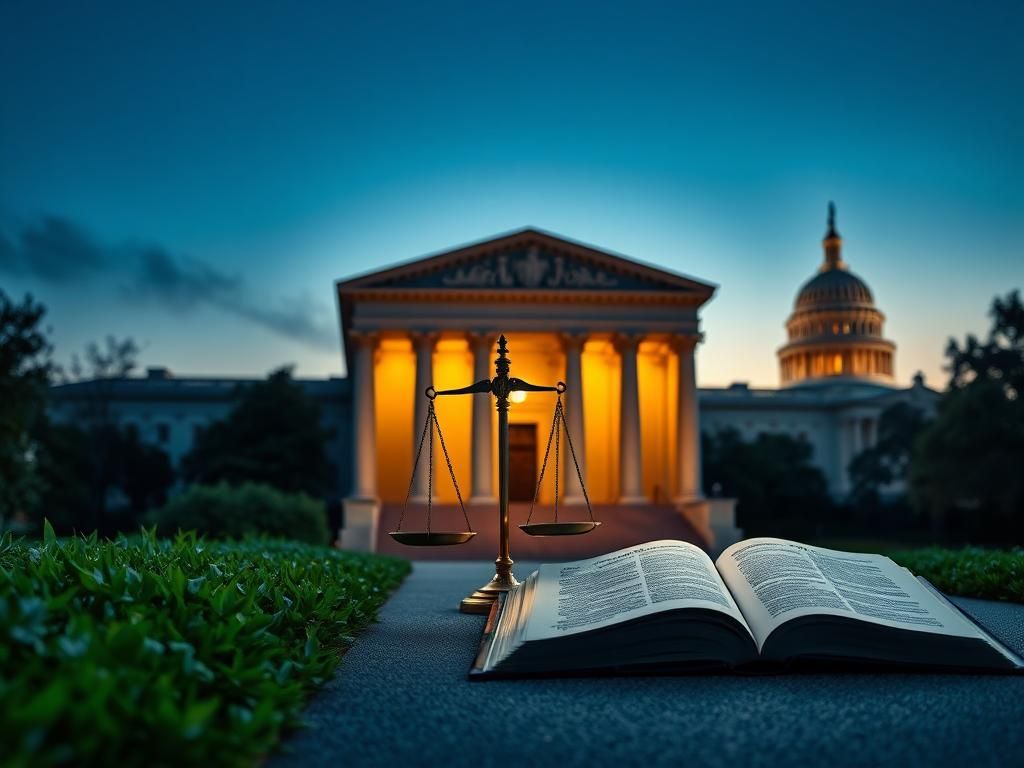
left=716, top=537, right=988, bottom=650
left=525, top=540, right=751, bottom=642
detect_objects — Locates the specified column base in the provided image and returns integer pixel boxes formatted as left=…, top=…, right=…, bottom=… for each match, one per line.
left=562, top=494, right=589, bottom=506
left=339, top=496, right=380, bottom=553
left=468, top=495, right=498, bottom=506
left=673, top=492, right=705, bottom=505
left=617, top=495, right=650, bottom=505
left=408, top=494, right=430, bottom=504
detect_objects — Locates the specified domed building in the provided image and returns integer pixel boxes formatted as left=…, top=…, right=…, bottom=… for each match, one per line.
left=700, top=204, right=937, bottom=498
left=779, top=204, right=895, bottom=385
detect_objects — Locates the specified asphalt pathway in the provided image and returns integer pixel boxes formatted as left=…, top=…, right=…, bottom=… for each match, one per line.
left=270, top=561, right=1024, bottom=768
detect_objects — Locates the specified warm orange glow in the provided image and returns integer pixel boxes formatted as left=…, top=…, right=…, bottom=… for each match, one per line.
left=637, top=341, right=671, bottom=502
left=430, top=336, right=473, bottom=504
left=581, top=339, right=619, bottom=504
left=833, top=354, right=843, bottom=374
left=509, top=389, right=527, bottom=404
left=374, top=337, right=414, bottom=502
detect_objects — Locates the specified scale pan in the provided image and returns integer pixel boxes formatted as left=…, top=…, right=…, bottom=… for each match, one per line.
left=388, top=531, right=477, bottom=546
left=519, top=521, right=601, bottom=537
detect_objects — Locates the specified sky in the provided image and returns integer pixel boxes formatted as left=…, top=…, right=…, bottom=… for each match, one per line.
left=1, top=0, right=1021, bottom=388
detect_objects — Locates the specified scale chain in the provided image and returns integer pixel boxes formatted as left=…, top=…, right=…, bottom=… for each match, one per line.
left=397, top=402, right=434, bottom=532
left=561, top=399, right=595, bottom=521
left=432, top=405, right=473, bottom=532
left=526, top=396, right=563, bottom=525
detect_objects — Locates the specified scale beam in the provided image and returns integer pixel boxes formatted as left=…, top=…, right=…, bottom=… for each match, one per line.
left=389, top=333, right=598, bottom=614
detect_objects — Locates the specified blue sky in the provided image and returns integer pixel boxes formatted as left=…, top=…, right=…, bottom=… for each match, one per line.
left=1, top=1, right=1020, bottom=386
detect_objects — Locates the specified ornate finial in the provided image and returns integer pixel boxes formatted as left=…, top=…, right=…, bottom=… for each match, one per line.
left=495, top=334, right=510, bottom=379
left=826, top=201, right=839, bottom=239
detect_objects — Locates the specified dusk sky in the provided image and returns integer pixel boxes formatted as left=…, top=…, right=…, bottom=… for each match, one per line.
left=1, top=1, right=1020, bottom=387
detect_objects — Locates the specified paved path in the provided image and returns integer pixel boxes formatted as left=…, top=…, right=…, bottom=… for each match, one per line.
left=271, top=562, right=1024, bottom=768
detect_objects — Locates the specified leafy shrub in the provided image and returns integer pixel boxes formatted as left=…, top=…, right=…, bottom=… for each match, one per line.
left=0, top=525, right=410, bottom=767
left=150, top=482, right=329, bottom=545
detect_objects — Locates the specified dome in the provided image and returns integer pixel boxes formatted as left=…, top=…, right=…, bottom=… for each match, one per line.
left=795, top=268, right=875, bottom=311
left=777, top=203, right=896, bottom=387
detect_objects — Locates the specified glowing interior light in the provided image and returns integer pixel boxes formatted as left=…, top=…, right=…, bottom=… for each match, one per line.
left=509, top=390, right=528, bottom=404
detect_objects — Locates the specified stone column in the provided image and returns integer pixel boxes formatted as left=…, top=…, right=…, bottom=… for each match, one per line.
left=838, top=416, right=855, bottom=495
left=341, top=330, right=379, bottom=552
left=409, top=331, right=438, bottom=503
left=851, top=415, right=864, bottom=458
left=469, top=332, right=496, bottom=504
left=672, top=335, right=703, bottom=503
left=560, top=332, right=588, bottom=505
left=615, top=333, right=648, bottom=504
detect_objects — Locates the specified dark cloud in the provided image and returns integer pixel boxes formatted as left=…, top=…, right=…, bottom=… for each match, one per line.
left=0, top=213, right=337, bottom=352
left=0, top=215, right=105, bottom=282
left=133, top=247, right=336, bottom=350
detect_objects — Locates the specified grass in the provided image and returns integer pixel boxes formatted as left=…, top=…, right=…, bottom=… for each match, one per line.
left=811, top=537, right=1024, bottom=603
left=889, top=547, right=1024, bottom=603
left=0, top=523, right=410, bottom=768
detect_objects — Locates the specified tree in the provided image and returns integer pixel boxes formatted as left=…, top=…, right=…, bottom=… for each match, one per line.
left=910, top=290, right=1024, bottom=542
left=183, top=367, right=329, bottom=497
left=0, top=291, right=52, bottom=530
left=56, top=335, right=146, bottom=533
left=849, top=402, right=930, bottom=505
left=703, top=428, right=833, bottom=537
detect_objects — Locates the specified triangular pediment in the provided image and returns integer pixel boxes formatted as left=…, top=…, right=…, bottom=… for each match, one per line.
left=336, top=228, right=716, bottom=297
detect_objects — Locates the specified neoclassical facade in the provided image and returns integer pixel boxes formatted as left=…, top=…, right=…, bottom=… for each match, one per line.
left=336, top=228, right=716, bottom=518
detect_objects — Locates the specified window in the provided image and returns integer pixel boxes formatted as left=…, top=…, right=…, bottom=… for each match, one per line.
left=832, top=354, right=843, bottom=374
left=156, top=423, right=170, bottom=444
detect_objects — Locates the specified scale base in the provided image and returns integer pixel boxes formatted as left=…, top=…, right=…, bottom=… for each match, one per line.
left=459, top=570, right=520, bottom=614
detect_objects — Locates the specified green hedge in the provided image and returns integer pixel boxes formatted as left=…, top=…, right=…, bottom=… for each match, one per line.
left=0, top=525, right=410, bottom=767
left=149, top=482, right=329, bottom=545
left=891, top=547, right=1024, bottom=603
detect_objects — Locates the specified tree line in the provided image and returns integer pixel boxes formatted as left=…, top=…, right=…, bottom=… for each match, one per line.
left=0, top=291, right=330, bottom=537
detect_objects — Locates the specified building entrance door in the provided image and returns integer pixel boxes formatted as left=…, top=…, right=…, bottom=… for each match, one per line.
left=508, top=423, right=537, bottom=501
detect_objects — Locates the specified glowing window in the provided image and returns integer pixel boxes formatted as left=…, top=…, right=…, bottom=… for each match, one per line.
left=832, top=354, right=843, bottom=374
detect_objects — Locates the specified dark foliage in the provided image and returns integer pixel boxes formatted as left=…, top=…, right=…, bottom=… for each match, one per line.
left=0, top=291, right=53, bottom=526
left=849, top=401, right=930, bottom=506
left=703, top=428, right=834, bottom=537
left=182, top=367, right=329, bottom=498
left=150, top=482, right=330, bottom=545
left=911, top=290, right=1024, bottom=543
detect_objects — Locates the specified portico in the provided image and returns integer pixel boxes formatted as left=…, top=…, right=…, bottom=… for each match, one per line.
left=336, top=229, right=716, bottom=546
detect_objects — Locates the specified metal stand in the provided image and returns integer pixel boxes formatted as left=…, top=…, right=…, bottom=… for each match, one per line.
left=426, top=335, right=562, bottom=613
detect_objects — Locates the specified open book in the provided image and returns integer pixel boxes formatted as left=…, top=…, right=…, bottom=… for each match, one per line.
left=471, top=538, right=1023, bottom=678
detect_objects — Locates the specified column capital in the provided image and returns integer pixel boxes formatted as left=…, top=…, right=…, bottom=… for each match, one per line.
left=559, top=331, right=589, bottom=350
left=409, top=330, right=440, bottom=348
left=667, top=333, right=703, bottom=353
left=612, top=332, right=645, bottom=353
left=347, top=329, right=379, bottom=349
left=467, top=331, right=497, bottom=349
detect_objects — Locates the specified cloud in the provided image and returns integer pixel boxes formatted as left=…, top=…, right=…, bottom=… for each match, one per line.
left=0, top=215, right=105, bottom=282
left=133, top=247, right=336, bottom=350
left=0, top=213, right=337, bottom=352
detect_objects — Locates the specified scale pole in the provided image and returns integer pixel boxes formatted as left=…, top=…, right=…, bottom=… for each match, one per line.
left=496, top=365, right=512, bottom=582
left=460, top=335, right=520, bottom=613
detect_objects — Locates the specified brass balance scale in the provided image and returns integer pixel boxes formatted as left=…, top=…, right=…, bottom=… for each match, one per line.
left=389, top=334, right=601, bottom=614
